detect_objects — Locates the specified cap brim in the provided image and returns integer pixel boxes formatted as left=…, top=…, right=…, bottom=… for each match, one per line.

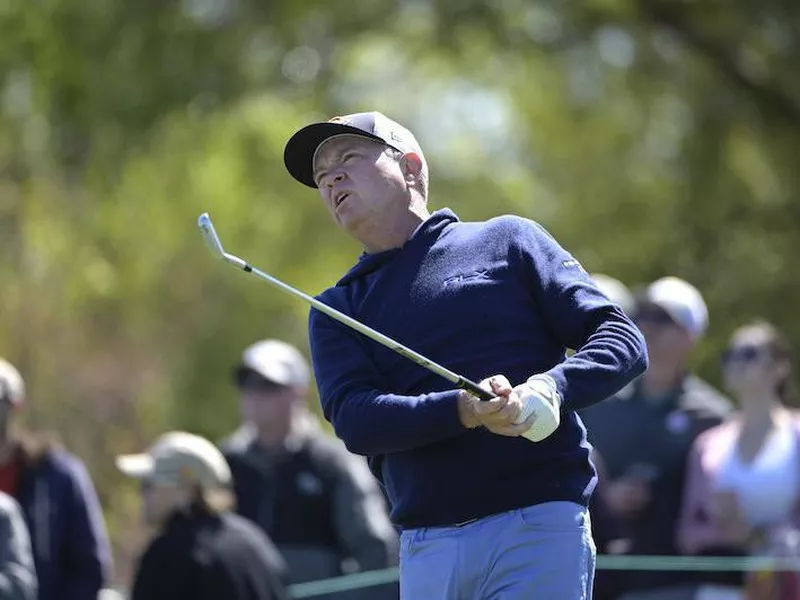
left=116, top=454, right=154, bottom=479
left=283, top=122, right=386, bottom=188
left=635, top=297, right=688, bottom=330
left=234, top=364, right=288, bottom=386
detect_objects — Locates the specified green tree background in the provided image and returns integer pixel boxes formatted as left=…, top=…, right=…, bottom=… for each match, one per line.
left=0, top=0, right=798, bottom=585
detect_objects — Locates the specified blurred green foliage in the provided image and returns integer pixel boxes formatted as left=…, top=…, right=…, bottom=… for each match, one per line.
left=0, top=0, right=798, bottom=585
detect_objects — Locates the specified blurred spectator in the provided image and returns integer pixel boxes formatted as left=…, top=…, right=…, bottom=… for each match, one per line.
left=221, top=339, right=399, bottom=599
left=593, top=273, right=636, bottom=316
left=579, top=277, right=733, bottom=599
left=0, top=358, right=111, bottom=600
left=0, top=490, right=36, bottom=599
left=678, top=321, right=800, bottom=599
left=118, top=431, right=289, bottom=600
left=587, top=275, right=636, bottom=600
left=591, top=449, right=633, bottom=600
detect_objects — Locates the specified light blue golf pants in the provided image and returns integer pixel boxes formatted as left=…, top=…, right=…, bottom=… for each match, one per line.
left=399, top=501, right=595, bottom=599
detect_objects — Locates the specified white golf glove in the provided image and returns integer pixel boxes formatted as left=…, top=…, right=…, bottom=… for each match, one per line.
left=512, top=375, right=562, bottom=442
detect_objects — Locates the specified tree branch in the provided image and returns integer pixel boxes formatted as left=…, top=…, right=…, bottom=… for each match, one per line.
left=637, top=1, right=800, bottom=126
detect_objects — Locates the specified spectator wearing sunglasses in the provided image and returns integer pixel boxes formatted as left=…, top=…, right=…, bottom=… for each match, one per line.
left=579, top=277, right=733, bottom=600
left=119, top=431, right=289, bottom=600
left=677, top=321, right=800, bottom=598
left=586, top=274, right=638, bottom=600
left=220, top=340, right=398, bottom=600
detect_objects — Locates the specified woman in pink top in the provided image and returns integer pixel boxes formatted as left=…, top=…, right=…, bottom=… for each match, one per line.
left=677, top=321, right=799, bottom=598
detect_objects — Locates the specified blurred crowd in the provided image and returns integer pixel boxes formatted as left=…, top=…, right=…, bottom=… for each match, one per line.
left=0, top=272, right=797, bottom=600
left=584, top=275, right=799, bottom=600
left=0, top=340, right=398, bottom=600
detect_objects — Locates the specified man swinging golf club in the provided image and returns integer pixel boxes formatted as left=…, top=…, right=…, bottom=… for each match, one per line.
left=282, top=111, right=648, bottom=600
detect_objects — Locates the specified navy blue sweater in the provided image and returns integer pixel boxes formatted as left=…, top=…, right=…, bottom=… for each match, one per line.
left=308, top=209, right=647, bottom=529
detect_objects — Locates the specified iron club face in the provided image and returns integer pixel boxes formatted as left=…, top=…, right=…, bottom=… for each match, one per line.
left=197, top=212, right=226, bottom=258
left=197, top=213, right=249, bottom=270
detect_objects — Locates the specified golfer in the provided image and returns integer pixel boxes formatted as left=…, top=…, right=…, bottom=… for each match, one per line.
left=283, top=111, right=648, bottom=599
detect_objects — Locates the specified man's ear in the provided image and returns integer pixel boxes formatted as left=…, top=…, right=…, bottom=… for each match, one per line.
left=400, top=152, right=424, bottom=185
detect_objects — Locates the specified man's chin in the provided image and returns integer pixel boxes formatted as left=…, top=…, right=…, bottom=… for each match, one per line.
left=337, top=212, right=365, bottom=234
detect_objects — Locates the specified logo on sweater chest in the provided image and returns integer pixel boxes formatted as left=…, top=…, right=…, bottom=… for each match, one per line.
left=442, top=270, right=491, bottom=288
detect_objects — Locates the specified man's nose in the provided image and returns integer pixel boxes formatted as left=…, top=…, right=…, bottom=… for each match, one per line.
left=325, top=171, right=346, bottom=188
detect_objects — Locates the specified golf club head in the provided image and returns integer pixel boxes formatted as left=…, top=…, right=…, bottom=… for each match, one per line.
left=197, top=212, right=226, bottom=258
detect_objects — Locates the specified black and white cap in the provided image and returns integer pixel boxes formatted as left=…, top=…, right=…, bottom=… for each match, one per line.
left=640, top=277, right=709, bottom=340
left=283, top=111, right=425, bottom=188
left=236, top=339, right=310, bottom=388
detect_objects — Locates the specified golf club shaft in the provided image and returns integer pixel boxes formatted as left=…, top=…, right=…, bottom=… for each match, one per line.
left=219, top=252, right=493, bottom=401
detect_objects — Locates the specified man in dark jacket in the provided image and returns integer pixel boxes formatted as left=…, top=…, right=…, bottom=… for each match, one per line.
left=580, top=277, right=733, bottom=599
left=0, top=490, right=36, bottom=599
left=0, top=358, right=111, bottom=600
left=119, top=430, right=290, bottom=600
left=222, top=339, right=399, bottom=600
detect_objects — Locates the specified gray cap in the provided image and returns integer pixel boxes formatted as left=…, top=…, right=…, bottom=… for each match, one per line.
left=237, top=339, right=310, bottom=388
left=642, top=276, right=709, bottom=339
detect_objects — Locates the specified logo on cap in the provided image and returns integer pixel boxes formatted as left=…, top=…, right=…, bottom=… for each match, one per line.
left=329, top=116, right=351, bottom=125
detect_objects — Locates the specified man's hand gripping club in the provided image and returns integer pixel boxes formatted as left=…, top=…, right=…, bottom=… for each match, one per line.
left=458, top=374, right=562, bottom=442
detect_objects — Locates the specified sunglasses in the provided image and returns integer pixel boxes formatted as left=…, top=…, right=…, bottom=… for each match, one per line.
left=634, top=307, right=677, bottom=327
left=722, top=345, right=769, bottom=364
left=234, top=368, right=287, bottom=393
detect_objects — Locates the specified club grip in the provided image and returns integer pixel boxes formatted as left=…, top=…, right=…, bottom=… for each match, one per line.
left=458, top=378, right=494, bottom=401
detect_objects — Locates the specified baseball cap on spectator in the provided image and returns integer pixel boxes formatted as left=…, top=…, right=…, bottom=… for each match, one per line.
left=284, top=111, right=426, bottom=188
left=638, top=276, right=709, bottom=340
left=0, top=359, right=25, bottom=406
left=234, top=339, right=310, bottom=390
left=592, top=274, right=635, bottom=315
left=116, top=431, right=231, bottom=490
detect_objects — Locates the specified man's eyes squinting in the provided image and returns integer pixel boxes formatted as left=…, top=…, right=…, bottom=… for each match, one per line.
left=313, top=151, right=360, bottom=184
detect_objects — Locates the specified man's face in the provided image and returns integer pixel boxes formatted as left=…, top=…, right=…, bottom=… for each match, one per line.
left=634, top=303, right=694, bottom=366
left=141, top=480, right=187, bottom=527
left=312, top=135, right=409, bottom=238
left=238, top=373, right=297, bottom=435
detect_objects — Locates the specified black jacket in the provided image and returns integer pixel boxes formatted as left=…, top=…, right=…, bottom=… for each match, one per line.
left=131, top=508, right=289, bottom=600
left=579, top=375, right=733, bottom=593
left=221, top=421, right=398, bottom=600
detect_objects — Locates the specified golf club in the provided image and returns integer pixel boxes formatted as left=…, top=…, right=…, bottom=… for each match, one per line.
left=197, top=212, right=493, bottom=401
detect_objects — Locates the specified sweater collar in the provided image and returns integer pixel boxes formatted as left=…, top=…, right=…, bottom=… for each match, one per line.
left=337, top=208, right=459, bottom=285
